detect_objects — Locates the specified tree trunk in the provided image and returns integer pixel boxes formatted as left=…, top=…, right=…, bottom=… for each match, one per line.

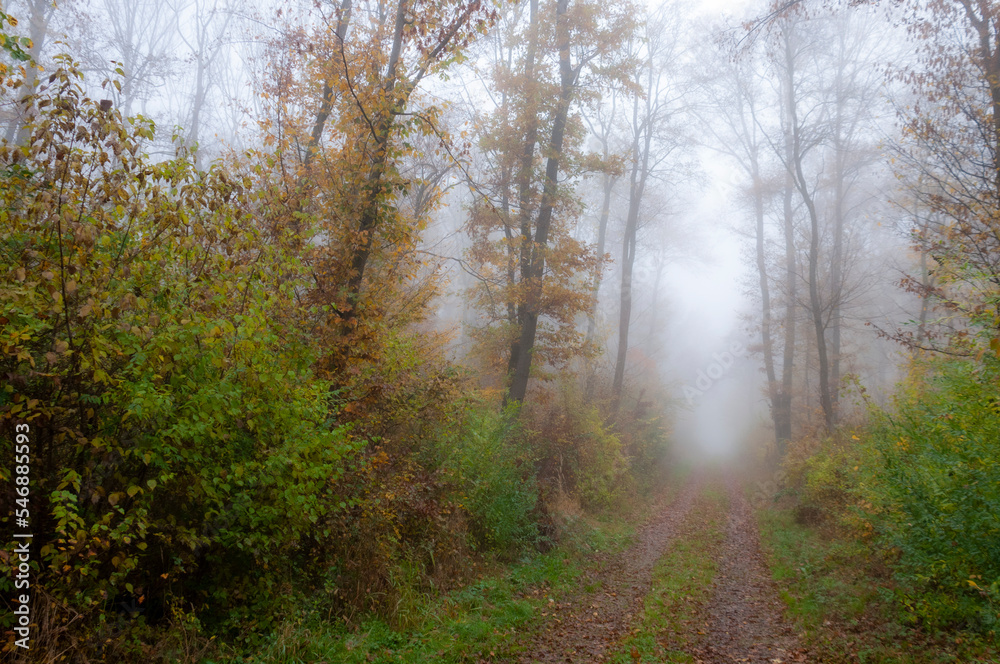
left=828, top=38, right=851, bottom=427
left=507, top=0, right=575, bottom=405
left=784, top=33, right=834, bottom=431
left=584, top=170, right=614, bottom=402
left=829, top=167, right=844, bottom=424
left=775, top=65, right=797, bottom=453
left=753, top=167, right=780, bottom=444
left=611, top=59, right=654, bottom=410
left=917, top=229, right=932, bottom=345
left=188, top=53, right=207, bottom=168
left=506, top=0, right=540, bottom=389
left=307, top=0, right=354, bottom=163
left=6, top=0, right=51, bottom=146
left=338, top=0, right=406, bottom=331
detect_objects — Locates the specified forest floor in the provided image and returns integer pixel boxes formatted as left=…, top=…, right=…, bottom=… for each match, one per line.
left=518, top=472, right=808, bottom=664
left=233, top=472, right=997, bottom=663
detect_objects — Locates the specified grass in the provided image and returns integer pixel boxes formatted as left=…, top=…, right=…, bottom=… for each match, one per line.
left=606, top=483, right=729, bottom=664
left=757, top=506, right=1000, bottom=664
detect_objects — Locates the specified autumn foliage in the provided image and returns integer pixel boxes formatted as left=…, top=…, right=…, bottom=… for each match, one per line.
left=0, top=2, right=680, bottom=659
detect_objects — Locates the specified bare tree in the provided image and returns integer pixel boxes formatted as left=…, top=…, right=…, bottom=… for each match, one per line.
left=696, top=26, right=793, bottom=450
left=580, top=89, right=623, bottom=401
left=170, top=0, right=235, bottom=165
left=609, top=6, right=689, bottom=411
left=70, top=0, right=178, bottom=118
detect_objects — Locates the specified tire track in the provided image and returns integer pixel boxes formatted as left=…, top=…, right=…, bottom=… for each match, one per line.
left=692, top=476, right=807, bottom=664
left=517, top=474, right=703, bottom=663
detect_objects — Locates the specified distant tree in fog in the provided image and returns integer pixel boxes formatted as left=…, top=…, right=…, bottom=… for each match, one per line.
left=70, top=0, right=178, bottom=118
left=3, top=0, right=67, bottom=144
left=609, top=5, right=692, bottom=412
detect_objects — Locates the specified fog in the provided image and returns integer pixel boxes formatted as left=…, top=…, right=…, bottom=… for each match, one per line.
left=11, top=0, right=1000, bottom=658
left=3, top=0, right=922, bottom=461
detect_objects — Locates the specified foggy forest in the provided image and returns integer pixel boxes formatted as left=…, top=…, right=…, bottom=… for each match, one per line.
left=1, top=0, right=999, bottom=661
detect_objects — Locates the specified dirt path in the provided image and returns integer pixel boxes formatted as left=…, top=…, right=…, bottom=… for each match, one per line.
left=517, top=474, right=807, bottom=664
left=516, top=476, right=703, bottom=663
left=691, top=477, right=807, bottom=664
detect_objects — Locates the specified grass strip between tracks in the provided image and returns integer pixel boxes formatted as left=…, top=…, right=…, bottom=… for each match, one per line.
left=607, top=482, right=729, bottom=664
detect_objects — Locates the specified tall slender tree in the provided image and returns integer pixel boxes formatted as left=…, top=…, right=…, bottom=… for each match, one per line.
left=610, top=8, right=687, bottom=409
left=464, top=0, right=636, bottom=405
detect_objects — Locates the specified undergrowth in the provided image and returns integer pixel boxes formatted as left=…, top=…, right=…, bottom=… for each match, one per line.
left=755, top=352, right=1000, bottom=663
left=758, top=502, right=1000, bottom=663
left=209, top=502, right=643, bottom=664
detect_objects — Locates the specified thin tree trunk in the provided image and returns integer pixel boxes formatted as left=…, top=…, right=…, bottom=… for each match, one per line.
left=6, top=0, right=50, bottom=146
left=611, top=60, right=654, bottom=410
left=828, top=46, right=850, bottom=427
left=306, top=0, right=353, bottom=164
left=830, top=171, right=844, bottom=423
left=775, top=67, right=798, bottom=453
left=917, top=231, right=931, bottom=345
left=611, top=206, right=636, bottom=407
left=753, top=168, right=779, bottom=442
left=805, top=196, right=833, bottom=431
left=506, top=0, right=540, bottom=388
left=188, top=54, right=207, bottom=168
left=784, top=31, right=834, bottom=431
left=584, top=171, right=614, bottom=402
left=339, top=0, right=406, bottom=330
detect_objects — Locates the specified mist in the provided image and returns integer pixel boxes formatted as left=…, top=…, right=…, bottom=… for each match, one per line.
left=5, top=0, right=998, bottom=660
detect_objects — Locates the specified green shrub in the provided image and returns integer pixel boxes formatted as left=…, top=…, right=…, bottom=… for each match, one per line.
left=572, top=406, right=631, bottom=511
left=439, top=404, right=538, bottom=553
left=855, top=356, right=1000, bottom=630
left=0, top=62, right=358, bottom=653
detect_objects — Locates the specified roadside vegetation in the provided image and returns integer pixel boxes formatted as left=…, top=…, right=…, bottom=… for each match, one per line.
left=0, top=37, right=675, bottom=662
left=757, top=353, right=1000, bottom=662
left=6, top=0, right=1000, bottom=661
left=214, top=507, right=643, bottom=664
